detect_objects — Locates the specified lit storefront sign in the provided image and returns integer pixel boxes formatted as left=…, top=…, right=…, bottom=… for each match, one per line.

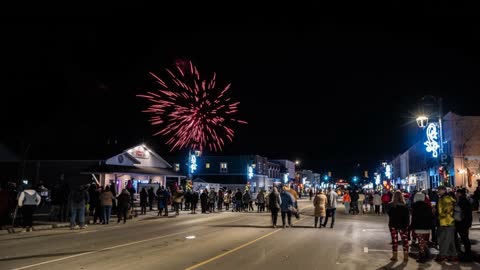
left=190, top=154, right=197, bottom=174
left=385, top=164, right=392, bottom=179
left=247, top=166, right=254, bottom=179
left=424, top=122, right=440, bottom=158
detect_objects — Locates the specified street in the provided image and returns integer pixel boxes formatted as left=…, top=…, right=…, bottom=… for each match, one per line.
left=0, top=199, right=479, bottom=270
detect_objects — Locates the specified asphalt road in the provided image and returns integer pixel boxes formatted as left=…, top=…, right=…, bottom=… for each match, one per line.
left=1, top=199, right=479, bottom=270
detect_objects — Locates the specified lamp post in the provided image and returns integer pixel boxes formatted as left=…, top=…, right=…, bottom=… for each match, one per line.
left=416, top=95, right=446, bottom=186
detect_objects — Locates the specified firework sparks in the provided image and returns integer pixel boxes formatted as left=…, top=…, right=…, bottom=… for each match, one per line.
left=137, top=59, right=246, bottom=152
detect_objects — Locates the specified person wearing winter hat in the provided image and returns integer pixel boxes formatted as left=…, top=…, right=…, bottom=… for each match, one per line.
left=411, top=192, right=434, bottom=263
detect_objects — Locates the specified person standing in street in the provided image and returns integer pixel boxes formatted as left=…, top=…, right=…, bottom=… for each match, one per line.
left=224, top=190, right=231, bottom=211
left=234, top=189, right=243, bottom=212
left=139, top=188, right=148, bottom=215
left=0, top=182, right=15, bottom=230
left=268, top=187, right=281, bottom=228
left=358, top=191, right=365, bottom=215
left=373, top=192, right=382, bottom=215
left=208, top=189, right=216, bottom=213
left=382, top=191, right=391, bottom=215
left=217, top=189, right=224, bottom=211
left=350, top=189, right=359, bottom=215
left=100, top=186, right=115, bottom=224
left=93, top=186, right=103, bottom=224
left=157, top=187, right=170, bottom=217
left=411, top=192, right=434, bottom=263
left=242, top=190, right=251, bottom=212
left=148, top=187, right=156, bottom=211
left=17, top=185, right=41, bottom=232
left=117, top=189, right=130, bottom=224
left=200, top=189, right=208, bottom=214
left=68, top=186, right=89, bottom=230
left=190, top=190, right=199, bottom=214
left=173, top=187, right=184, bottom=216
left=323, top=187, right=338, bottom=228
left=454, top=188, right=472, bottom=262
left=280, top=187, right=293, bottom=228
left=184, top=189, right=191, bottom=212
left=343, top=190, right=351, bottom=215
left=309, top=189, right=313, bottom=201
left=435, top=186, right=457, bottom=263
left=387, top=190, right=410, bottom=263
left=313, top=190, right=327, bottom=228
left=257, top=190, right=265, bottom=212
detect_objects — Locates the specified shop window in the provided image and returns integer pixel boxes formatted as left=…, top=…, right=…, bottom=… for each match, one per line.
left=174, top=163, right=180, bottom=172
left=220, top=162, right=228, bottom=173
left=206, top=163, right=210, bottom=169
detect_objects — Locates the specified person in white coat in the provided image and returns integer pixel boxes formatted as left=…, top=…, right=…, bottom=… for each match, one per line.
left=18, top=186, right=41, bottom=232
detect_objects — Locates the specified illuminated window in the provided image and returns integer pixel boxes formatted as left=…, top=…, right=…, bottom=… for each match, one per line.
left=174, top=163, right=180, bottom=172
left=220, top=162, right=228, bottom=173
left=206, top=163, right=210, bottom=169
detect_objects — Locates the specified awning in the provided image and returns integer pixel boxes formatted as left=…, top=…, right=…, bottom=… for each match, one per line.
left=82, top=164, right=186, bottom=178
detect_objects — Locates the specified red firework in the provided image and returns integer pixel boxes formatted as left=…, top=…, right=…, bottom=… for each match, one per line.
left=137, top=59, right=247, bottom=152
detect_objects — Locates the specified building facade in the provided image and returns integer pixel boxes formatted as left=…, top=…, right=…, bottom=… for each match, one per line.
left=392, top=112, right=480, bottom=192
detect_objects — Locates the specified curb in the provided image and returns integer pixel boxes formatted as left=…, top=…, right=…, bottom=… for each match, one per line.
left=33, top=225, right=53, bottom=231
left=52, top=223, right=70, bottom=228
left=0, top=230, right=9, bottom=235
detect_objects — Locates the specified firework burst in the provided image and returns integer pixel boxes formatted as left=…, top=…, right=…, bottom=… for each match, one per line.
left=137, top=59, right=246, bottom=152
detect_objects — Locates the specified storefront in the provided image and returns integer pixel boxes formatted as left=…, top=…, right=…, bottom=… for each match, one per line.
left=83, top=144, right=186, bottom=194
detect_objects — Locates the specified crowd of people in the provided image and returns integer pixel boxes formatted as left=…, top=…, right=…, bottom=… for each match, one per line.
left=2, top=178, right=480, bottom=265
left=384, top=186, right=474, bottom=264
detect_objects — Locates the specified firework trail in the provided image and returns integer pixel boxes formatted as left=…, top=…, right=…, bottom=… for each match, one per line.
left=137, top=59, right=246, bottom=152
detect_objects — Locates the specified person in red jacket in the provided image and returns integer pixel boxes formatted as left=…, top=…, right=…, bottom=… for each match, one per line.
left=381, top=191, right=391, bottom=214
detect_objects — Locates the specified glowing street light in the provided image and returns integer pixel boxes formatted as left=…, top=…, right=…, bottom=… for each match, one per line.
left=295, top=160, right=300, bottom=165
left=416, top=115, right=429, bottom=128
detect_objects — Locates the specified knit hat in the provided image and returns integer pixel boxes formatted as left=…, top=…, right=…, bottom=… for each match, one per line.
left=413, top=192, right=425, bottom=203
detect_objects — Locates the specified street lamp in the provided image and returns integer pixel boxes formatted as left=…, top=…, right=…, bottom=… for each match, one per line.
left=295, top=160, right=300, bottom=165
left=416, top=115, right=429, bottom=128
left=416, top=95, right=446, bottom=187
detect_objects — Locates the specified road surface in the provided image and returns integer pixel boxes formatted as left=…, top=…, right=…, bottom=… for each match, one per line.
left=0, top=199, right=478, bottom=270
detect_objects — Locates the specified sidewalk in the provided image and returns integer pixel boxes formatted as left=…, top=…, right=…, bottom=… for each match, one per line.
left=0, top=207, right=176, bottom=235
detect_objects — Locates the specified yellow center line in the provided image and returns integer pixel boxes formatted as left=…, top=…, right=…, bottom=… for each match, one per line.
left=185, top=205, right=312, bottom=270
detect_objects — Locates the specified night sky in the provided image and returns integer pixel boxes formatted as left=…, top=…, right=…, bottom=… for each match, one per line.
left=2, top=5, right=480, bottom=178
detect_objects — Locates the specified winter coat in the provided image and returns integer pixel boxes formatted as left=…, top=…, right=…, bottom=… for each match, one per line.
left=200, top=192, right=208, bottom=204
left=313, top=193, right=327, bottom=217
left=140, top=190, right=148, bottom=205
left=242, top=193, right=251, bottom=204
left=350, top=191, right=359, bottom=202
left=387, top=203, right=409, bottom=229
left=280, top=191, right=294, bottom=212
left=381, top=193, right=390, bottom=204
left=234, top=191, right=243, bottom=201
left=174, top=190, right=184, bottom=203
left=208, top=191, right=216, bottom=203
left=373, top=194, right=381, bottom=206
left=257, top=192, right=265, bottom=204
left=343, top=193, right=351, bottom=203
left=411, top=201, right=434, bottom=230
left=438, top=194, right=455, bottom=227
left=326, top=191, right=338, bottom=209
left=455, top=196, right=472, bottom=229
left=223, top=193, right=231, bottom=204
left=100, top=191, right=115, bottom=206
left=117, top=193, right=130, bottom=209
left=268, top=192, right=281, bottom=210
left=68, top=189, right=89, bottom=209
left=148, top=189, right=156, bottom=201
left=191, top=192, right=199, bottom=204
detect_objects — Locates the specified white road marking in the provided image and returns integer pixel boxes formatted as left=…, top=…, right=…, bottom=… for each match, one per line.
left=78, top=230, right=98, bottom=234
left=185, top=235, right=196, bottom=239
left=11, top=230, right=190, bottom=270
left=364, top=247, right=391, bottom=253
